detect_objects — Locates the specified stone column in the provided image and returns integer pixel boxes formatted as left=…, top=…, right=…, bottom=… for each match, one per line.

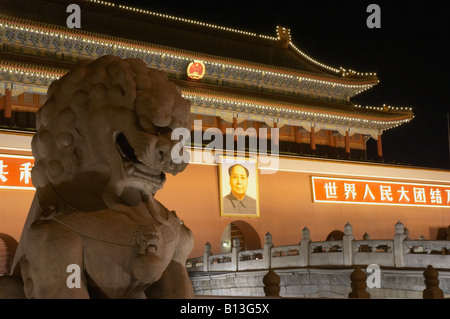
left=216, top=116, right=224, bottom=134
left=4, top=89, right=11, bottom=119
left=294, top=127, right=302, bottom=154
left=393, top=221, right=406, bottom=267
left=377, top=134, right=383, bottom=159
left=233, top=116, right=238, bottom=141
left=272, top=121, right=279, bottom=147
left=299, top=227, right=311, bottom=267
left=328, top=130, right=336, bottom=157
left=32, top=93, right=40, bottom=107
left=345, top=131, right=351, bottom=157
left=310, top=126, right=316, bottom=152
left=343, top=222, right=354, bottom=266
left=203, top=242, right=211, bottom=272
left=263, top=232, right=273, bottom=269
left=254, top=121, right=261, bottom=140
left=231, top=237, right=241, bottom=271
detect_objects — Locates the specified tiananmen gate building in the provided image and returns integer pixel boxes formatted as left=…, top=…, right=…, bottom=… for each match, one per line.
left=0, top=0, right=448, bottom=279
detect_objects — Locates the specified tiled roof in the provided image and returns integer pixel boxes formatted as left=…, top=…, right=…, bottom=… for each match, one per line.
left=0, top=0, right=376, bottom=82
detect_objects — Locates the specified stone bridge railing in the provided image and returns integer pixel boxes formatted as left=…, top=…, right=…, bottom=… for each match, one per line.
left=186, top=222, right=450, bottom=272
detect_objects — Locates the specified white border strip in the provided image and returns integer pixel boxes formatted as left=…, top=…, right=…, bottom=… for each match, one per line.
left=311, top=176, right=450, bottom=208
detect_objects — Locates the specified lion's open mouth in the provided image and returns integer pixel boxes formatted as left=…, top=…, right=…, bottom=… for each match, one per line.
left=115, top=132, right=166, bottom=184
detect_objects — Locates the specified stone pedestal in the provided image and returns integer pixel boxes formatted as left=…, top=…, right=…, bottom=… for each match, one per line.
left=423, top=265, right=444, bottom=299
left=348, top=266, right=370, bottom=299
left=263, top=268, right=281, bottom=297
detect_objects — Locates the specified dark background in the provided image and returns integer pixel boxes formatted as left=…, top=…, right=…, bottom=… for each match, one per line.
left=109, top=0, right=450, bottom=169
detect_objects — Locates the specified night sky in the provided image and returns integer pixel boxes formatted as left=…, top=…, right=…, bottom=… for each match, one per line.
left=114, top=0, right=450, bottom=169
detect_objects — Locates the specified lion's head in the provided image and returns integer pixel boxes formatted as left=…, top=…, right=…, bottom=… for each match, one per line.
left=31, top=55, right=191, bottom=213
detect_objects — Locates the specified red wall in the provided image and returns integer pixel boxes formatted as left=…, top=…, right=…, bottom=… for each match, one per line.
left=0, top=189, right=34, bottom=242
left=1, top=162, right=448, bottom=260
left=156, top=163, right=450, bottom=258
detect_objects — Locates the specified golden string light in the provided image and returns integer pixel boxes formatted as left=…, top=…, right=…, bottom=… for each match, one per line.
left=0, top=4, right=412, bottom=135
left=83, top=0, right=377, bottom=81
left=182, top=91, right=413, bottom=129
left=0, top=19, right=378, bottom=92
left=354, top=104, right=413, bottom=112
left=86, top=0, right=278, bottom=39
left=0, top=64, right=63, bottom=80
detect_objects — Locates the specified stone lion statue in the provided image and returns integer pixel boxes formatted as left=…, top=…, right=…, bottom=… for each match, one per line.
left=2, top=55, right=194, bottom=299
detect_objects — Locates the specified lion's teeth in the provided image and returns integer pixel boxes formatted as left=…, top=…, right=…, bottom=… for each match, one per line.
left=146, top=245, right=157, bottom=254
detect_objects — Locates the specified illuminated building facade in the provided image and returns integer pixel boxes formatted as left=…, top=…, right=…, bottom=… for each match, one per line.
left=0, top=0, right=448, bottom=278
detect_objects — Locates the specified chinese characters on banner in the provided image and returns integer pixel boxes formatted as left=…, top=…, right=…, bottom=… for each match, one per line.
left=312, top=176, right=450, bottom=208
left=0, top=155, right=35, bottom=190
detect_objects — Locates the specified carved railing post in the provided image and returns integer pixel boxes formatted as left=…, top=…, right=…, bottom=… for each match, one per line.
left=343, top=222, right=354, bottom=266
left=394, top=221, right=406, bottom=267
left=231, top=237, right=241, bottom=271
left=263, top=232, right=273, bottom=269
left=299, top=227, right=311, bottom=267
left=423, top=265, right=444, bottom=299
left=348, top=266, right=370, bottom=299
left=404, top=227, right=410, bottom=240
left=203, top=242, right=211, bottom=272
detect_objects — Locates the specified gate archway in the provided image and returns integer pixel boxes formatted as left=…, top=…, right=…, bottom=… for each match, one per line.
left=219, top=220, right=261, bottom=254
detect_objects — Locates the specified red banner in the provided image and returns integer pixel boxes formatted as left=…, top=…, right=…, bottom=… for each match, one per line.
left=0, top=154, right=35, bottom=190
left=312, top=176, right=450, bottom=208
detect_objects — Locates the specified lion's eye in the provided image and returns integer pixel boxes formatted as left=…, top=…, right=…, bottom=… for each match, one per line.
left=156, top=126, right=172, bottom=137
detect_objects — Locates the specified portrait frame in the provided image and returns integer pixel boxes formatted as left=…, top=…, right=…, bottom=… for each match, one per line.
left=218, top=156, right=260, bottom=218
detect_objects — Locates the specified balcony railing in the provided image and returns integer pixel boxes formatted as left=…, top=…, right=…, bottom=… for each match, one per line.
left=187, top=222, right=450, bottom=272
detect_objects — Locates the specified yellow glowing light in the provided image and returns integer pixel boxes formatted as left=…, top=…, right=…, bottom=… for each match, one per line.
left=1, top=14, right=376, bottom=90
